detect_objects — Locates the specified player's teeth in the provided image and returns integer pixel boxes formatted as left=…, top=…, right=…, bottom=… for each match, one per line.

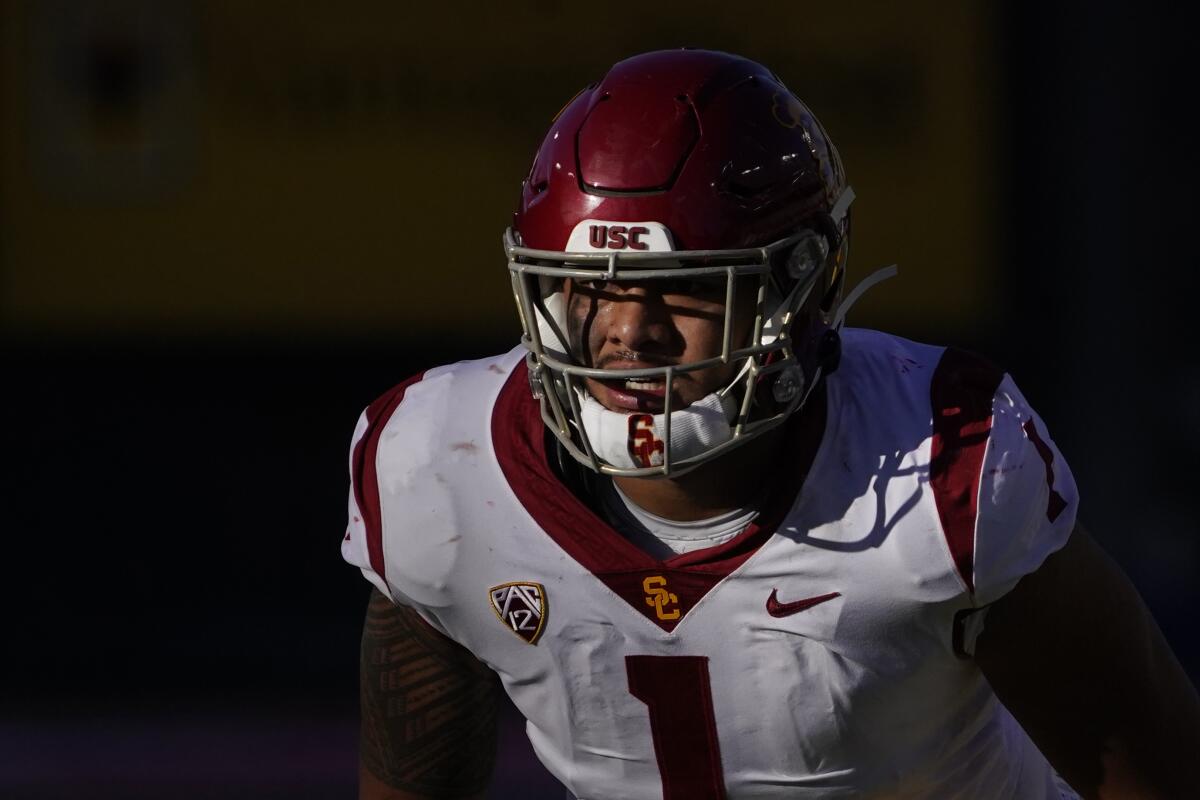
left=623, top=380, right=664, bottom=390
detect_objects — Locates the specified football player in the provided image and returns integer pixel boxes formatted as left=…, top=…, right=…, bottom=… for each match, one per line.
left=343, top=49, right=1200, bottom=799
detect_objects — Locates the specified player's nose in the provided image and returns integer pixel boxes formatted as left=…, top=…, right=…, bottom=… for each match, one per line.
left=605, top=286, right=673, bottom=352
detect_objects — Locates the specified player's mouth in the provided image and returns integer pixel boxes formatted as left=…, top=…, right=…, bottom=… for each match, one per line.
left=620, top=378, right=667, bottom=393
left=590, top=376, right=672, bottom=413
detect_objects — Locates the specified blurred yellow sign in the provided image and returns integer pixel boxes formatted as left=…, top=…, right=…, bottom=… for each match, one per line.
left=1, top=1, right=997, bottom=338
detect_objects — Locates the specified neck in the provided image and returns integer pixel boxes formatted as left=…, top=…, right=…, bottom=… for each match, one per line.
left=613, top=383, right=827, bottom=521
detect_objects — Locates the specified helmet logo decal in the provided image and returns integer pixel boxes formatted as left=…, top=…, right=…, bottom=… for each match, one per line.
left=589, top=224, right=650, bottom=250
left=628, top=414, right=665, bottom=468
left=567, top=219, right=676, bottom=252
left=488, top=581, right=548, bottom=645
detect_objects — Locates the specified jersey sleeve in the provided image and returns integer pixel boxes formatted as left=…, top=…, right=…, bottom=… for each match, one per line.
left=929, top=348, right=1079, bottom=610
left=341, top=374, right=425, bottom=606
left=971, top=373, right=1079, bottom=607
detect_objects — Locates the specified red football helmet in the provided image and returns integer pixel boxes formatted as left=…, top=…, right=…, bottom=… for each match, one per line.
left=505, top=49, right=855, bottom=477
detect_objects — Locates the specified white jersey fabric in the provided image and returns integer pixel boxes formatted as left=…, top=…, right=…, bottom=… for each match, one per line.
left=598, top=478, right=760, bottom=558
left=342, top=329, right=1080, bottom=799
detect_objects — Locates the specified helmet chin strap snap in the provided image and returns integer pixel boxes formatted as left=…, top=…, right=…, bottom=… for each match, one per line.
left=772, top=366, right=805, bottom=405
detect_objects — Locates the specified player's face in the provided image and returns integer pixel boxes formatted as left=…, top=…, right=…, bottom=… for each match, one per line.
left=564, top=276, right=757, bottom=414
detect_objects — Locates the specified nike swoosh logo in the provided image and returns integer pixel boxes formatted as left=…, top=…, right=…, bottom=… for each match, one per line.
left=766, top=589, right=841, bottom=617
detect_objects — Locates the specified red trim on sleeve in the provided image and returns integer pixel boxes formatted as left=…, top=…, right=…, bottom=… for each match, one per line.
left=491, top=360, right=827, bottom=631
left=352, top=373, right=426, bottom=586
left=1022, top=418, right=1069, bottom=522
left=929, top=348, right=1004, bottom=595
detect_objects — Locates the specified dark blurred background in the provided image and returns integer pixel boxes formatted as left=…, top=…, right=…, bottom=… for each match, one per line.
left=2, top=1, right=1196, bottom=797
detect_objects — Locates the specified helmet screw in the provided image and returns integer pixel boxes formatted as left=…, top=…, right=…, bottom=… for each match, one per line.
left=772, top=366, right=805, bottom=404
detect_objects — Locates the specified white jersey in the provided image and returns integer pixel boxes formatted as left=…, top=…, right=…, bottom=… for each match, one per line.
left=342, top=329, right=1079, bottom=799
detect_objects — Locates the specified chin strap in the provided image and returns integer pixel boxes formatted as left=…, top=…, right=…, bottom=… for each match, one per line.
left=577, top=389, right=738, bottom=472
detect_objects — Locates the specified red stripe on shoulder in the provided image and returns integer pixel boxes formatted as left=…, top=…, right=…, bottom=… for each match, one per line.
left=1022, top=418, right=1069, bottom=522
left=352, top=373, right=426, bottom=585
left=929, top=348, right=1004, bottom=595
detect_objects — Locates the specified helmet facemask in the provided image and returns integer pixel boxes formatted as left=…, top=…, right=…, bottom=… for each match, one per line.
left=505, top=217, right=846, bottom=478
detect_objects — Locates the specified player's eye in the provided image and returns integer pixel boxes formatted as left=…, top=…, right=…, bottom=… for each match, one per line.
left=657, top=276, right=725, bottom=299
left=578, top=278, right=618, bottom=293
left=573, top=276, right=726, bottom=300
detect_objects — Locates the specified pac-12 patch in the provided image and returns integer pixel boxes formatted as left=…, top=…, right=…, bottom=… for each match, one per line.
left=488, top=582, right=548, bottom=644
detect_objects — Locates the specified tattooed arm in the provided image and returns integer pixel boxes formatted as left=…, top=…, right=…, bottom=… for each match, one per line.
left=360, top=588, right=500, bottom=800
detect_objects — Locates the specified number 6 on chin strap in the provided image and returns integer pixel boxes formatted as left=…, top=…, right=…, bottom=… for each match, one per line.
left=625, top=655, right=727, bottom=799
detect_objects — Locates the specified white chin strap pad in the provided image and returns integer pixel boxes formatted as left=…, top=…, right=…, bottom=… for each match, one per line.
left=578, top=390, right=736, bottom=470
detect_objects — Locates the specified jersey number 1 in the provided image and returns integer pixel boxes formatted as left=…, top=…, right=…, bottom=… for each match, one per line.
left=625, top=655, right=726, bottom=799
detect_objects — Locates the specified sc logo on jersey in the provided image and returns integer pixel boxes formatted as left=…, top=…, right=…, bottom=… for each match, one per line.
left=488, top=582, right=548, bottom=645
left=643, top=576, right=680, bottom=620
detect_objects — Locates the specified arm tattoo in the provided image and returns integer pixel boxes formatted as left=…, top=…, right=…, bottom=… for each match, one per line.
left=360, top=588, right=499, bottom=795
